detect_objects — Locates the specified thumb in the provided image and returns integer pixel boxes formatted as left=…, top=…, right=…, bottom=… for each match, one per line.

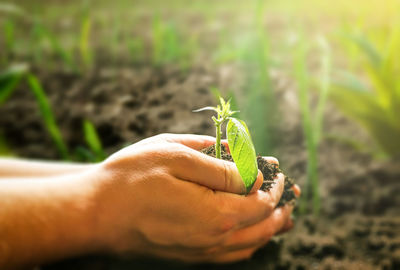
left=210, top=159, right=263, bottom=194
left=170, top=146, right=248, bottom=194
left=213, top=158, right=248, bottom=194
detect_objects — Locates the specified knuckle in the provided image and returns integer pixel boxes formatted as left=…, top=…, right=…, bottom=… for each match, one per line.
left=152, top=133, right=176, bottom=144
left=215, top=215, right=236, bottom=234
left=262, top=231, right=272, bottom=243
left=266, top=200, right=276, bottom=213
left=171, top=145, right=193, bottom=163
left=155, top=133, right=171, bottom=140
left=205, top=233, right=226, bottom=247
left=276, top=172, right=285, bottom=183
left=203, top=246, right=221, bottom=255
left=222, top=161, right=233, bottom=191
left=256, top=193, right=275, bottom=217
left=239, top=250, right=254, bottom=261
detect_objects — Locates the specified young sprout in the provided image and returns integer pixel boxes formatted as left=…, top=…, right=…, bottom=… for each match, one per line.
left=193, top=97, right=238, bottom=159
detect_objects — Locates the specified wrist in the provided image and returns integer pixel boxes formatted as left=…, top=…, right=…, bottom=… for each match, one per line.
left=41, top=169, right=106, bottom=260
left=73, top=165, right=111, bottom=255
left=81, top=163, right=120, bottom=255
left=0, top=168, right=107, bottom=268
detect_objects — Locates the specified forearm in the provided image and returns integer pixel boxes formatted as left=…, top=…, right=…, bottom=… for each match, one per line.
left=0, top=158, right=93, bottom=179
left=0, top=170, right=101, bottom=269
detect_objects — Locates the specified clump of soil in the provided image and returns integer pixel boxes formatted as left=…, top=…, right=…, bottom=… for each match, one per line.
left=201, top=144, right=296, bottom=206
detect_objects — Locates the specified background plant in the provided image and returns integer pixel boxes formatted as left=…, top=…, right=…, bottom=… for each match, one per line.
left=0, top=65, right=105, bottom=161
left=79, top=0, right=93, bottom=70
left=294, top=35, right=331, bottom=215
left=152, top=14, right=198, bottom=70
left=331, top=26, right=400, bottom=158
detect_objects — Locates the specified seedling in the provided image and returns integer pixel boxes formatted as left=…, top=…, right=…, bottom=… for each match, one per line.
left=194, top=97, right=259, bottom=194
left=294, top=35, right=331, bottom=216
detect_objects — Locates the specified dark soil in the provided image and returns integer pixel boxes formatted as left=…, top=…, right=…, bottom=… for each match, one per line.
left=201, top=144, right=296, bottom=206
left=1, top=66, right=400, bottom=270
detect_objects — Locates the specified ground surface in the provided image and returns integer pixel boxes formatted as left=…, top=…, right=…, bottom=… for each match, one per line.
left=1, top=65, right=399, bottom=270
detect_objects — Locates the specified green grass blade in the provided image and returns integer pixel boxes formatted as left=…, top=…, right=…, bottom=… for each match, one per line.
left=27, top=74, right=69, bottom=159
left=0, top=64, right=28, bottom=105
left=351, top=35, right=382, bottom=68
left=47, top=32, right=77, bottom=72
left=79, top=1, right=92, bottom=69
left=30, top=18, right=44, bottom=63
left=0, top=76, right=22, bottom=105
left=152, top=14, right=163, bottom=66
left=83, top=119, right=105, bottom=162
left=36, top=26, right=78, bottom=72
left=128, top=38, right=144, bottom=63
left=314, top=36, right=331, bottom=144
left=0, top=132, right=13, bottom=156
left=294, top=37, right=320, bottom=215
left=3, top=19, right=15, bottom=59
left=330, top=85, right=400, bottom=156
left=74, top=146, right=96, bottom=162
left=80, top=16, right=92, bottom=68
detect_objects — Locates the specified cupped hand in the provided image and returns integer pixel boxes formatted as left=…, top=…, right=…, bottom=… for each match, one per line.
left=89, top=134, right=298, bottom=263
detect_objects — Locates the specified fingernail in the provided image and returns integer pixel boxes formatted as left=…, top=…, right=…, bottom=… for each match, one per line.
left=262, top=156, right=279, bottom=166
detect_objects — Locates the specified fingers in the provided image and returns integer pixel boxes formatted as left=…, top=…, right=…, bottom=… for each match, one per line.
left=167, top=142, right=285, bottom=197
left=154, top=135, right=284, bottom=196
left=221, top=204, right=294, bottom=251
left=277, top=218, right=294, bottom=235
left=211, top=173, right=285, bottom=229
left=211, top=248, right=256, bottom=263
left=292, top=184, right=301, bottom=197
left=157, top=133, right=217, bottom=150
left=249, top=170, right=263, bottom=193
left=262, top=156, right=279, bottom=166
left=168, top=145, right=247, bottom=194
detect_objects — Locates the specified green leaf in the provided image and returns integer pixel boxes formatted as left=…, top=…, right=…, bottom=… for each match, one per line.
left=27, top=74, right=69, bottom=159
left=83, top=119, right=105, bottom=161
left=0, top=132, right=13, bottom=156
left=192, top=106, right=218, bottom=113
left=0, top=63, right=28, bottom=105
left=351, top=35, right=382, bottom=68
left=226, top=118, right=258, bottom=194
left=330, top=84, right=400, bottom=156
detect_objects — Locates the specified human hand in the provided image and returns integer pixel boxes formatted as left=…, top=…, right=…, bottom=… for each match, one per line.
left=88, top=133, right=298, bottom=263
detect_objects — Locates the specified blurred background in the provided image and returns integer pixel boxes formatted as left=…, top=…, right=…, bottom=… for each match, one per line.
left=1, top=0, right=400, bottom=269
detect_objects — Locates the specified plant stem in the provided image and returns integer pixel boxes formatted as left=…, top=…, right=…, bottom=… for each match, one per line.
left=215, top=122, right=222, bottom=159
left=308, top=142, right=320, bottom=215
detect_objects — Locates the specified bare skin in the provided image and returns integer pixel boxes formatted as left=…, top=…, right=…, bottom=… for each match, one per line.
left=0, top=133, right=300, bottom=269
